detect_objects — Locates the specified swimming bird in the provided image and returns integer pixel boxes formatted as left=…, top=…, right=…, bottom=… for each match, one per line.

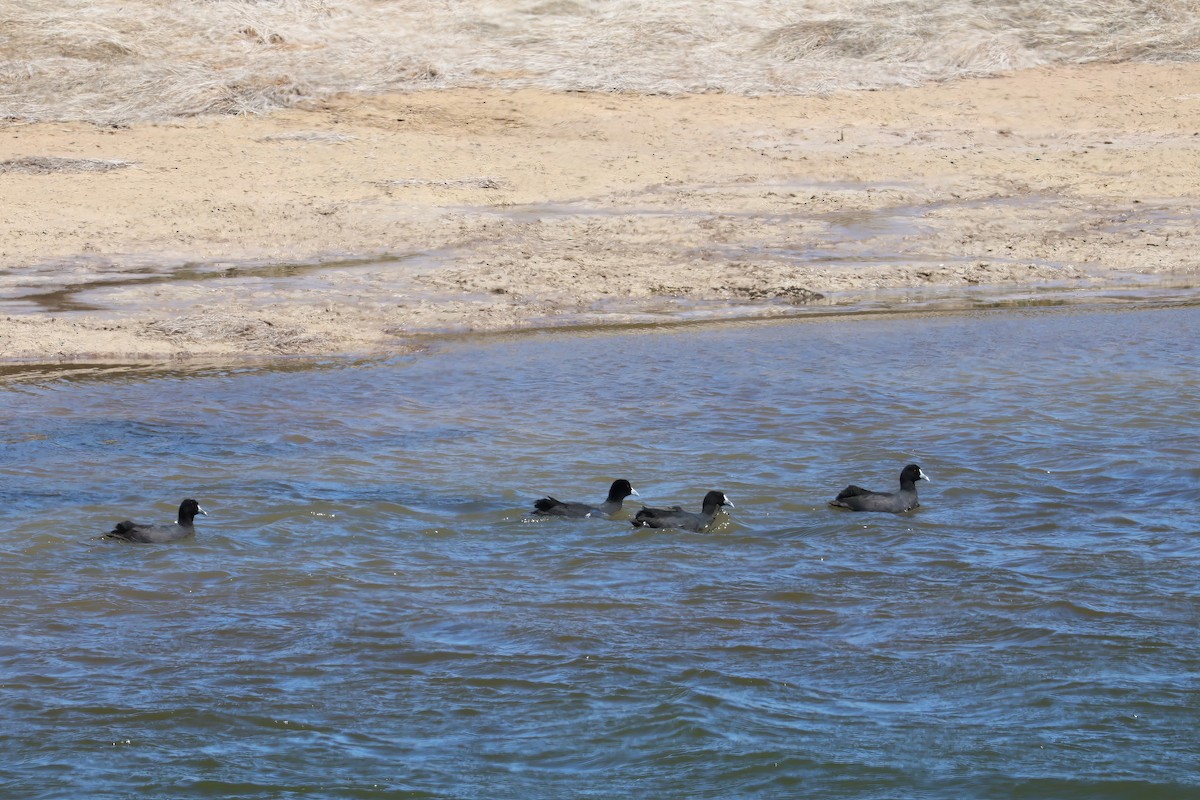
left=631, top=490, right=733, bottom=532
left=533, top=479, right=639, bottom=518
left=105, top=498, right=207, bottom=543
left=829, top=464, right=929, bottom=513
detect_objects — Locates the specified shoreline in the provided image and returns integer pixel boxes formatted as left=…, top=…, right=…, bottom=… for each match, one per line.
left=3, top=287, right=1195, bottom=384
left=3, top=63, right=1200, bottom=363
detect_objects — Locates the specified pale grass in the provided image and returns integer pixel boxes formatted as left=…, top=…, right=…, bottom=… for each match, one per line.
left=373, top=177, right=506, bottom=190
left=0, top=156, right=135, bottom=173
left=143, top=311, right=324, bottom=353
left=1, top=0, right=1198, bottom=124
left=257, top=131, right=357, bottom=143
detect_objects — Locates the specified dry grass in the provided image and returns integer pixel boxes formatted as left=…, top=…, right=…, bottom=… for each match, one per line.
left=143, top=311, right=324, bottom=353
left=373, top=177, right=505, bottom=190
left=257, top=131, right=356, bottom=143
left=0, top=156, right=135, bottom=173
left=1, top=0, right=1198, bottom=125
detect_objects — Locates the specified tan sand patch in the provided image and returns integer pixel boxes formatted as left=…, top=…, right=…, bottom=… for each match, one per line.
left=1, top=63, right=1198, bottom=361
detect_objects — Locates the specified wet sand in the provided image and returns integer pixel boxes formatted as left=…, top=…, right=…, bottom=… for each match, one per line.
left=2, top=63, right=1199, bottom=361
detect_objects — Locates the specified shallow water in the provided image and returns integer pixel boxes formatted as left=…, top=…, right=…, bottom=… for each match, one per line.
left=2, top=305, right=1198, bottom=799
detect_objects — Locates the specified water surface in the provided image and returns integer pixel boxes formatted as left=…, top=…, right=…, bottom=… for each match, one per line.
left=2, top=305, right=1198, bottom=798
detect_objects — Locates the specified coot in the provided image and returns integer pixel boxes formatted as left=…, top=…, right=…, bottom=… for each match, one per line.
left=830, top=464, right=929, bottom=513
left=533, top=479, right=639, bottom=518
left=105, top=498, right=208, bottom=543
left=631, top=490, right=733, bottom=532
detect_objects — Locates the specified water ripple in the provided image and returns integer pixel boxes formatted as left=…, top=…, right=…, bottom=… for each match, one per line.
left=1, top=306, right=1198, bottom=798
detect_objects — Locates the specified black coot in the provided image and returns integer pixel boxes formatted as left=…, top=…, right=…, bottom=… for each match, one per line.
left=631, top=490, right=733, bottom=532
left=105, top=498, right=208, bottom=543
left=533, top=479, right=638, bottom=518
left=830, top=464, right=929, bottom=513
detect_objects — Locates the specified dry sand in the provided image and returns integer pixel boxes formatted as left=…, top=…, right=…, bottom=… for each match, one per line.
left=2, top=63, right=1198, bottom=362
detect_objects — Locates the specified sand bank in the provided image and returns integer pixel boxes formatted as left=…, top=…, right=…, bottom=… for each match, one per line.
left=2, top=63, right=1198, bottom=361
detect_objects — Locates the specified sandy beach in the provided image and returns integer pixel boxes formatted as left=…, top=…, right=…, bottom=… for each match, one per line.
left=2, top=62, right=1198, bottom=361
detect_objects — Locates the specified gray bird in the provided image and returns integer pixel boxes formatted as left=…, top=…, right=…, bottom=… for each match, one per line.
left=533, top=479, right=639, bottom=518
left=830, top=464, right=929, bottom=513
left=631, top=490, right=733, bottom=532
left=105, top=498, right=208, bottom=543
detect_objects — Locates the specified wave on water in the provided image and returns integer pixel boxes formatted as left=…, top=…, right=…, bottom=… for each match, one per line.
left=2, top=0, right=1199, bottom=123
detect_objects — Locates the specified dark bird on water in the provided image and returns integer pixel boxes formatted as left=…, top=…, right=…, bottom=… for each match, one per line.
left=829, top=464, right=929, bottom=513
left=532, top=479, right=639, bottom=518
left=631, top=490, right=733, bottom=532
left=105, top=498, right=208, bottom=543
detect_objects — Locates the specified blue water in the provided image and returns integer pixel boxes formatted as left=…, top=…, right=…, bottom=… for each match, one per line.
left=1, top=304, right=1198, bottom=798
